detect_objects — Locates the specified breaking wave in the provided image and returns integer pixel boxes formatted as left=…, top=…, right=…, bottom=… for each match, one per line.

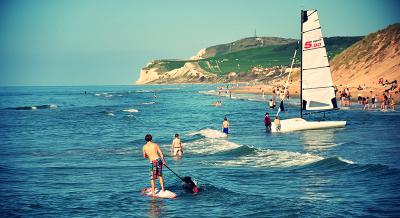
left=183, top=138, right=241, bottom=154
left=6, top=104, right=57, bottom=110
left=122, top=108, right=139, bottom=113
left=213, top=146, right=324, bottom=168
left=188, top=128, right=227, bottom=139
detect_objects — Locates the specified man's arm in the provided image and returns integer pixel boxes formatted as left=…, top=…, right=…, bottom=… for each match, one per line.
left=142, top=146, right=147, bottom=158
left=156, top=144, right=166, bottom=165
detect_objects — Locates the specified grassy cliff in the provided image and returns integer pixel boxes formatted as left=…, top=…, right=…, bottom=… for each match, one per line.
left=139, top=36, right=362, bottom=84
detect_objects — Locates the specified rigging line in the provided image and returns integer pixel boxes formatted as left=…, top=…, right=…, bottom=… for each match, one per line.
left=276, top=41, right=299, bottom=117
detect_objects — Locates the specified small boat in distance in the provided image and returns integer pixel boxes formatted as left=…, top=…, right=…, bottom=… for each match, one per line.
left=271, top=10, right=346, bottom=132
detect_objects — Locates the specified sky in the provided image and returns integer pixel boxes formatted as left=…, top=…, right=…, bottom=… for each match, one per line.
left=0, top=0, right=399, bottom=86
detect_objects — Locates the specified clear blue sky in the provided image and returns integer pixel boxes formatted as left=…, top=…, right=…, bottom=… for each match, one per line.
left=0, top=0, right=399, bottom=86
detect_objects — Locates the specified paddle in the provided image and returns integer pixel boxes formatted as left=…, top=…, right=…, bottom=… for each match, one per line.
left=163, top=164, right=199, bottom=193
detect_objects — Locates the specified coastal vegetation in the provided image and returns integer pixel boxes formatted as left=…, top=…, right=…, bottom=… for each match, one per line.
left=136, top=23, right=398, bottom=86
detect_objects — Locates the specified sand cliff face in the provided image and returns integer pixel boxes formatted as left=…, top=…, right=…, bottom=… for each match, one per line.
left=136, top=62, right=217, bottom=84
left=331, top=23, right=400, bottom=87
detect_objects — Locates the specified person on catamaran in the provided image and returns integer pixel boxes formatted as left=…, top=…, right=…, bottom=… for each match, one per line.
left=142, top=134, right=167, bottom=195
left=269, top=98, right=276, bottom=109
left=264, top=112, right=271, bottom=132
left=171, top=133, right=183, bottom=156
left=274, top=116, right=281, bottom=132
left=222, top=117, right=230, bottom=135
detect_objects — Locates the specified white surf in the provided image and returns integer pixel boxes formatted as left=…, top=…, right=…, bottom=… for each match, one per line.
left=122, top=108, right=139, bottom=113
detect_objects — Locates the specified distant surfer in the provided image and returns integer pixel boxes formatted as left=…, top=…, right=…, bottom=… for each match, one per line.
left=274, top=116, right=281, bottom=132
left=142, top=134, right=167, bottom=195
left=264, top=113, right=271, bottom=132
left=171, top=134, right=183, bottom=156
left=222, top=117, right=230, bottom=135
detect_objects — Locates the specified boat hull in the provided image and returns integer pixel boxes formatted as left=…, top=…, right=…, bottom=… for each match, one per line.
left=271, top=118, right=346, bottom=132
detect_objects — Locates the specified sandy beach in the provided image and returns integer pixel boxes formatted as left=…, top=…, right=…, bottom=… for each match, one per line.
left=230, top=82, right=400, bottom=104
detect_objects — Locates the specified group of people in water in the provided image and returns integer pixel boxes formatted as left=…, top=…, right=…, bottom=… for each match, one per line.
left=142, top=116, right=231, bottom=196
left=211, top=100, right=222, bottom=106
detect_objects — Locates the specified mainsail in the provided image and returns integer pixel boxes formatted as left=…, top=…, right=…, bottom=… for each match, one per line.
left=301, top=10, right=338, bottom=111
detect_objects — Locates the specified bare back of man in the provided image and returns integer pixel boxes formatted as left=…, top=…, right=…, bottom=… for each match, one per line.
left=143, top=142, right=164, bottom=161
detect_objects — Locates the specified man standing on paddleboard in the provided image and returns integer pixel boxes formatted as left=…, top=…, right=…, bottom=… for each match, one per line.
left=142, top=134, right=167, bottom=195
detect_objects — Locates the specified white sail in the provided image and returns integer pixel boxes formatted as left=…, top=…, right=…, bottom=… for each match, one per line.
left=301, top=10, right=337, bottom=111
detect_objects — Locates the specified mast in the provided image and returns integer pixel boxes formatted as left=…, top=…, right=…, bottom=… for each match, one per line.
left=276, top=41, right=299, bottom=118
left=300, top=10, right=303, bottom=118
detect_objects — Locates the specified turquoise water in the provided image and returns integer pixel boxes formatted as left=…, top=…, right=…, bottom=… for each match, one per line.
left=0, top=85, right=399, bottom=217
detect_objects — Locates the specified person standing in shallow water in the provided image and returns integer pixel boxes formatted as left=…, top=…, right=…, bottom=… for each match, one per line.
left=264, top=113, right=271, bottom=132
left=171, top=133, right=183, bottom=156
left=222, top=117, right=230, bottom=135
left=142, top=134, right=167, bottom=195
left=274, top=116, right=281, bottom=132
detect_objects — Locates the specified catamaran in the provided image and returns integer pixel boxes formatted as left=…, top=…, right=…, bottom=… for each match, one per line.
left=271, top=10, right=346, bottom=132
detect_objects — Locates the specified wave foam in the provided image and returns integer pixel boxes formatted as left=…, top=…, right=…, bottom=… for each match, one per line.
left=122, top=108, right=139, bottom=113
left=184, top=139, right=241, bottom=154
left=338, top=157, right=355, bottom=164
left=214, top=148, right=324, bottom=168
left=142, top=102, right=155, bottom=105
left=9, top=104, right=57, bottom=110
left=188, top=128, right=227, bottom=139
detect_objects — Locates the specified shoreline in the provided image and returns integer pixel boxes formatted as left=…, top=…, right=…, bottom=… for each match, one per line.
left=230, top=84, right=400, bottom=103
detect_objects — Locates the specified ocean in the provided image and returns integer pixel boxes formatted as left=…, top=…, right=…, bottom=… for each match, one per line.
left=0, top=85, right=399, bottom=217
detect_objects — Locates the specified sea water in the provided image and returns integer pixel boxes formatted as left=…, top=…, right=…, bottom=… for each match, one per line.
left=0, top=85, right=399, bottom=217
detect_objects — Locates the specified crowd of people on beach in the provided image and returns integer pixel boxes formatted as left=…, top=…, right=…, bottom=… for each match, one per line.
left=339, top=80, right=397, bottom=111
left=338, top=86, right=352, bottom=107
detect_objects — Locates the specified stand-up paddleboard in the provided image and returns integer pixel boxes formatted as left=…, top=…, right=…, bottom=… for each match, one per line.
left=141, top=188, right=177, bottom=199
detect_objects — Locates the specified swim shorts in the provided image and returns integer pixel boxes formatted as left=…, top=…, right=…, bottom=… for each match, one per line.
left=173, top=147, right=183, bottom=156
left=150, top=158, right=163, bottom=180
left=223, top=128, right=229, bottom=134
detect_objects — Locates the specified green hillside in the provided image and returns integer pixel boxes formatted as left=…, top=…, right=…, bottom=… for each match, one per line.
left=145, top=36, right=362, bottom=76
left=198, top=45, right=293, bottom=75
left=202, top=37, right=297, bottom=58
